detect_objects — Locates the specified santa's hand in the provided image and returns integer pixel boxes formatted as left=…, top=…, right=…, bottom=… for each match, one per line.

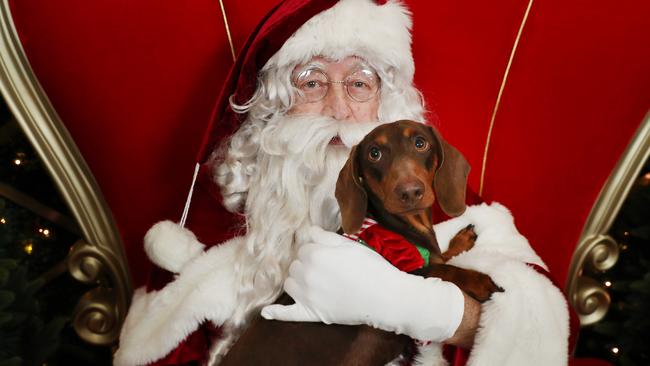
left=261, top=226, right=465, bottom=342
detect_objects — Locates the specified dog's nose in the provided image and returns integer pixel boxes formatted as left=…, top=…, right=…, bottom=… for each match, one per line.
left=395, top=181, right=424, bottom=206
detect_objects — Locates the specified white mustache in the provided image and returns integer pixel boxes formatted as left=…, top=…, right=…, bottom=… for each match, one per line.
left=260, top=114, right=382, bottom=154
left=260, top=115, right=334, bottom=155
left=337, top=120, right=382, bottom=148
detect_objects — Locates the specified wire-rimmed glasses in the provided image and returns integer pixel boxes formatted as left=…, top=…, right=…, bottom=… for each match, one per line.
left=293, top=67, right=380, bottom=103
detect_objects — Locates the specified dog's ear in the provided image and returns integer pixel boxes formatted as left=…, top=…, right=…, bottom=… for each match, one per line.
left=428, top=126, right=470, bottom=217
left=335, top=145, right=368, bottom=234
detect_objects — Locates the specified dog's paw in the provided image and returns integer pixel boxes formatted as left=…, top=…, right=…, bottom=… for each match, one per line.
left=442, top=224, right=477, bottom=261
left=464, top=270, right=504, bottom=303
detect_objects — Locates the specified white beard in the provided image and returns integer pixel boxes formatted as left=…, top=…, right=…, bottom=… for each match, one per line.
left=229, top=114, right=380, bottom=326
left=255, top=115, right=378, bottom=231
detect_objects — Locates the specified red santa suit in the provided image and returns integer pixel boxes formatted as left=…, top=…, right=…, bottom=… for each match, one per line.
left=113, top=1, right=575, bottom=365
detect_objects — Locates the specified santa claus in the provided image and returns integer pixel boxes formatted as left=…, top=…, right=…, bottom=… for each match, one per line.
left=114, top=0, right=571, bottom=365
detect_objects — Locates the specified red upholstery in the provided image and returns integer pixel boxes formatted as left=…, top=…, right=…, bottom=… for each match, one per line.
left=11, top=0, right=649, bottom=286
left=7, top=2, right=648, bottom=364
left=409, top=0, right=650, bottom=282
left=9, top=0, right=238, bottom=285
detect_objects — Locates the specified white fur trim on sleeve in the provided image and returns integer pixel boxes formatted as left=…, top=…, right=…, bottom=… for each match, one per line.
left=114, top=237, right=242, bottom=366
left=434, top=202, right=546, bottom=269
left=450, top=253, right=569, bottom=366
left=144, top=220, right=205, bottom=273
left=434, top=203, right=569, bottom=366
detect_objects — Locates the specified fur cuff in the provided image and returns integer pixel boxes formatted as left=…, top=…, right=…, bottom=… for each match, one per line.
left=115, top=238, right=241, bottom=366
left=452, top=254, right=569, bottom=366
left=144, top=220, right=205, bottom=273
left=439, top=203, right=570, bottom=366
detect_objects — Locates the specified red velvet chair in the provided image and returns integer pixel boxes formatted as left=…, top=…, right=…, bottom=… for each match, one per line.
left=3, top=0, right=648, bottom=363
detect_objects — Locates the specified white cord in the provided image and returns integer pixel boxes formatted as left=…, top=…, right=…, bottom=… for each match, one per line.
left=179, top=163, right=201, bottom=228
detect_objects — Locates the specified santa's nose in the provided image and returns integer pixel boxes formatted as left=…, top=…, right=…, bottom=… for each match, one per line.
left=322, top=84, right=353, bottom=121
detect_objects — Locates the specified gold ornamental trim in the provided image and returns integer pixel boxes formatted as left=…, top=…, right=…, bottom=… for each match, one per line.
left=566, top=112, right=650, bottom=326
left=0, top=1, right=132, bottom=345
left=479, top=0, right=534, bottom=196
left=68, top=240, right=125, bottom=344
left=218, top=0, right=237, bottom=62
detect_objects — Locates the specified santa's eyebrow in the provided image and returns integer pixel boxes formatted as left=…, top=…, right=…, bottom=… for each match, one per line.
left=292, top=59, right=377, bottom=79
left=294, top=61, right=327, bottom=75
left=350, top=59, right=373, bottom=70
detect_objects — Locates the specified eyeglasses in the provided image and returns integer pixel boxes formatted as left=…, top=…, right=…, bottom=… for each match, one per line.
left=292, top=67, right=380, bottom=103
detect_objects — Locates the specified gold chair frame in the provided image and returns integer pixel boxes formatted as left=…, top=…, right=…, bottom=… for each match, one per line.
left=0, top=1, right=132, bottom=345
left=566, top=113, right=650, bottom=325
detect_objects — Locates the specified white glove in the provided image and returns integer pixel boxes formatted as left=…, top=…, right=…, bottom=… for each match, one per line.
left=261, top=226, right=465, bottom=342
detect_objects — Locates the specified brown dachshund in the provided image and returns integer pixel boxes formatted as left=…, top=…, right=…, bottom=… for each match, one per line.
left=220, top=120, right=502, bottom=366
left=336, top=120, right=502, bottom=302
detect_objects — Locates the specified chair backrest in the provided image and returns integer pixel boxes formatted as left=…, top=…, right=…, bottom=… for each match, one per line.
left=7, top=0, right=649, bottom=294
left=408, top=1, right=650, bottom=285
left=7, top=0, right=240, bottom=287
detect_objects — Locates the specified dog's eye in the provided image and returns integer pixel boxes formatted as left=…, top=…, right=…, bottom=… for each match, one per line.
left=414, top=136, right=429, bottom=151
left=368, top=147, right=382, bottom=162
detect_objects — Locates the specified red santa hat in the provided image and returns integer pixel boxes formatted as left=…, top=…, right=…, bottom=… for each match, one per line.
left=197, top=0, right=415, bottom=163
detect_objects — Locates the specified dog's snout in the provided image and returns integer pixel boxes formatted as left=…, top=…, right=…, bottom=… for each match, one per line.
left=395, top=181, right=424, bottom=206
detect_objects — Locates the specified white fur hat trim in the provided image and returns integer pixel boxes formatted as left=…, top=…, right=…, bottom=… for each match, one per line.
left=264, top=0, right=414, bottom=82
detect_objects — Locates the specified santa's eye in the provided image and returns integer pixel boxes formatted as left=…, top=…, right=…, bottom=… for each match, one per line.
left=414, top=136, right=429, bottom=151
left=301, top=80, right=323, bottom=89
left=368, top=147, right=382, bottom=162
left=348, top=80, right=368, bottom=89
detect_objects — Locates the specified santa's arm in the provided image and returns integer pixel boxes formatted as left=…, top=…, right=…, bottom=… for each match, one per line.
left=436, top=203, right=570, bottom=366
left=114, top=221, right=242, bottom=366
left=259, top=203, right=571, bottom=365
left=444, top=292, right=481, bottom=349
